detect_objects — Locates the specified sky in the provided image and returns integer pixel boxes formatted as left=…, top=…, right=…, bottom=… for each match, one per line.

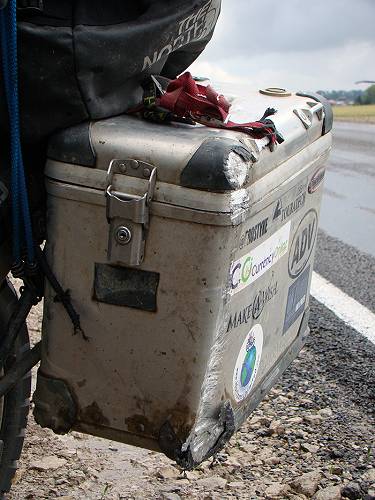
left=189, top=0, right=375, bottom=92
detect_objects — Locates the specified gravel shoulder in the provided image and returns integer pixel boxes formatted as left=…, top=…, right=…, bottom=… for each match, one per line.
left=5, top=292, right=375, bottom=500
left=315, top=230, right=375, bottom=312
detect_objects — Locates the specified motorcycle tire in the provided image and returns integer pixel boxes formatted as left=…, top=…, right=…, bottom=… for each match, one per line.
left=0, top=279, right=31, bottom=497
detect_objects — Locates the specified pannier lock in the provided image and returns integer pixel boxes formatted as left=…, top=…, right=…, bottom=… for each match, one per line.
left=106, top=159, right=157, bottom=266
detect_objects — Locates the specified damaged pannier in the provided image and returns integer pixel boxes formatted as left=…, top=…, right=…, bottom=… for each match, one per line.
left=34, top=83, right=332, bottom=469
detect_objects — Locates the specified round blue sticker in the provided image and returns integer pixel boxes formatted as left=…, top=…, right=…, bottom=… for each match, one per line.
left=233, top=324, right=263, bottom=402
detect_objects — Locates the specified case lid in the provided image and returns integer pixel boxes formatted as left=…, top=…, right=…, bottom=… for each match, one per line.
left=45, top=86, right=332, bottom=227
left=47, top=85, right=331, bottom=192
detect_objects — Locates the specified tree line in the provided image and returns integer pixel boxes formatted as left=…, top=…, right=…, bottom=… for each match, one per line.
left=317, top=86, right=375, bottom=105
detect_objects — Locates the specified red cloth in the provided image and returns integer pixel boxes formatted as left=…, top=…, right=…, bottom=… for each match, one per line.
left=157, top=72, right=278, bottom=147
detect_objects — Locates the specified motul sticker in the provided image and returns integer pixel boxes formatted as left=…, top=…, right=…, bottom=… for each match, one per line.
left=308, top=167, right=325, bottom=193
left=239, top=217, right=269, bottom=250
left=230, top=221, right=291, bottom=295
left=288, top=209, right=318, bottom=279
left=233, top=324, right=263, bottom=402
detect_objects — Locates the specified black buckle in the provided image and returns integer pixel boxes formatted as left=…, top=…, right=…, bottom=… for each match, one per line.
left=17, top=0, right=43, bottom=12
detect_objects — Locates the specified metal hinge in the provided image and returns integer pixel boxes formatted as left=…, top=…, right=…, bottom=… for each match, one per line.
left=294, top=101, right=324, bottom=129
left=106, top=159, right=157, bottom=267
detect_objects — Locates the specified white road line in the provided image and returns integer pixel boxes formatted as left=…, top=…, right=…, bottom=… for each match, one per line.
left=310, top=271, right=375, bottom=345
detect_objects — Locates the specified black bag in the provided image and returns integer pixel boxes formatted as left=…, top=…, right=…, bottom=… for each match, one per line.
left=0, top=0, right=221, bottom=149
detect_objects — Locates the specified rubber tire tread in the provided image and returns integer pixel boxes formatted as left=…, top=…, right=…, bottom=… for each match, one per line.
left=0, top=280, right=31, bottom=496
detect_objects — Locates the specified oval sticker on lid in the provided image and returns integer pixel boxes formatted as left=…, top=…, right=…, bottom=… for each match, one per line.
left=308, top=167, right=325, bottom=193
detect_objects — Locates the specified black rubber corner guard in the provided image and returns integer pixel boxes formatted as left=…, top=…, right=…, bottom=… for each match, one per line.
left=180, top=137, right=253, bottom=192
left=159, top=401, right=235, bottom=470
left=33, top=370, right=77, bottom=434
left=47, top=121, right=96, bottom=167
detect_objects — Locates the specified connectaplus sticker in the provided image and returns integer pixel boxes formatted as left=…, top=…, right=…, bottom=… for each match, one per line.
left=230, top=221, right=291, bottom=295
left=233, top=324, right=263, bottom=402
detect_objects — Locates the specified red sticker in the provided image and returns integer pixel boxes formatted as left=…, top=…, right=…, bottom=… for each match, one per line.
left=308, top=167, right=325, bottom=194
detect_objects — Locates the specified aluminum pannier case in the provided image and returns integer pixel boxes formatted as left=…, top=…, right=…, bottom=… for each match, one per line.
left=34, top=86, right=332, bottom=469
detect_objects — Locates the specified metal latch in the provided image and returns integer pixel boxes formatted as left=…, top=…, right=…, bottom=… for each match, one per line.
left=106, top=159, right=157, bottom=266
left=294, top=101, right=324, bottom=129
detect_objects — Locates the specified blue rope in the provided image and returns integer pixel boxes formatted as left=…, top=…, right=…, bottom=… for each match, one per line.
left=0, top=0, right=35, bottom=264
left=1, top=6, right=21, bottom=262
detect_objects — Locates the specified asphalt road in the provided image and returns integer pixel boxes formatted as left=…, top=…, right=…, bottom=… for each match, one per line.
left=313, top=120, right=375, bottom=392
left=306, top=120, right=375, bottom=496
left=315, top=120, right=375, bottom=316
left=320, top=121, right=375, bottom=257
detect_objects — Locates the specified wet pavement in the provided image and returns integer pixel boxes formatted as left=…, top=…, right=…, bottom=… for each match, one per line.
left=320, top=121, right=375, bottom=257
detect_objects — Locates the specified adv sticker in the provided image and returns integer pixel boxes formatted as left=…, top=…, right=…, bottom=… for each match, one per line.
left=288, top=209, right=317, bottom=278
left=283, top=265, right=310, bottom=334
left=233, top=324, right=263, bottom=402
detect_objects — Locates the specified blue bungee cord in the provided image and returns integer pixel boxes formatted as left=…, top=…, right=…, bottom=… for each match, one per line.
left=0, top=0, right=35, bottom=269
left=0, top=0, right=86, bottom=346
